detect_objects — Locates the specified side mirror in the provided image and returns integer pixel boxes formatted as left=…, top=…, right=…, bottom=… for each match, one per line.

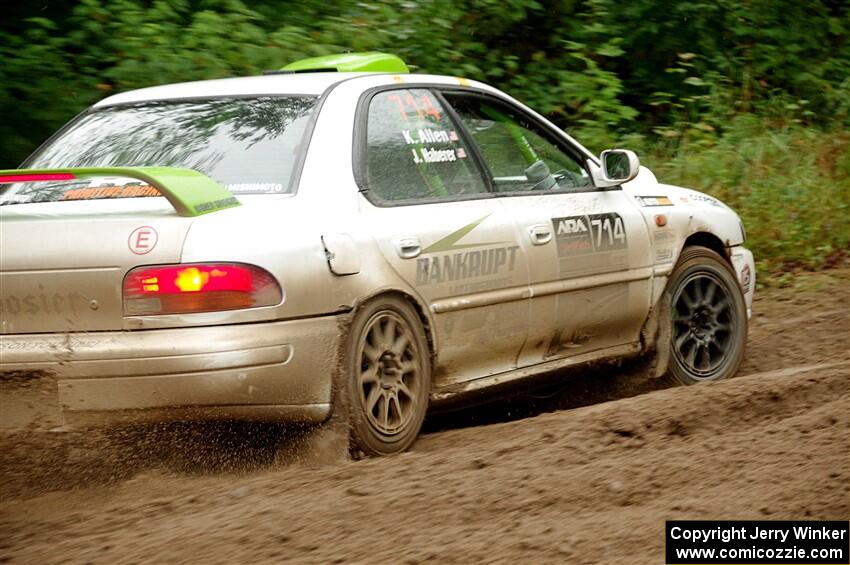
left=600, top=149, right=640, bottom=185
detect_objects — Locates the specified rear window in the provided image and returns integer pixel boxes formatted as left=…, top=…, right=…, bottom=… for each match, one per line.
left=3, top=96, right=316, bottom=205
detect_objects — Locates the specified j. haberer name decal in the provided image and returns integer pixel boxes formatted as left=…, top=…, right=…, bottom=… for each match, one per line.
left=411, top=147, right=466, bottom=164
left=416, top=245, right=520, bottom=285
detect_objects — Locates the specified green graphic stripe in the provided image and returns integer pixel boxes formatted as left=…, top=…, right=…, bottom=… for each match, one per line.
left=422, top=214, right=505, bottom=253
left=0, top=167, right=240, bottom=217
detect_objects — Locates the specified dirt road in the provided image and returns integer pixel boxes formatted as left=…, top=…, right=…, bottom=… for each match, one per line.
left=1, top=268, right=848, bottom=564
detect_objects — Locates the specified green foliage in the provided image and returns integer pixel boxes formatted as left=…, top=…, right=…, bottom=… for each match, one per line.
left=3, top=0, right=847, bottom=165
left=1, top=0, right=848, bottom=276
left=640, top=119, right=850, bottom=277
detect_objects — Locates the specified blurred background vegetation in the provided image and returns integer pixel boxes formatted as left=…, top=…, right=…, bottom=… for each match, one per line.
left=1, top=0, right=848, bottom=279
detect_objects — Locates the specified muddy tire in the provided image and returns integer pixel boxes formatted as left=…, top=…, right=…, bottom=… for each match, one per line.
left=665, top=246, right=747, bottom=385
left=344, top=296, right=430, bottom=456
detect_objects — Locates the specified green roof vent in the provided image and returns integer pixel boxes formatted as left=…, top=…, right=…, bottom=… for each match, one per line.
left=281, top=52, right=409, bottom=74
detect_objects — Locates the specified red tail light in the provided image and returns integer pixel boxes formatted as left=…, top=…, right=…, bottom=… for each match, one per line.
left=0, top=172, right=76, bottom=183
left=123, top=263, right=282, bottom=315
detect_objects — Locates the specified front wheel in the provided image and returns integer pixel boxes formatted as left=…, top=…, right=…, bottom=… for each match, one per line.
left=344, top=296, right=431, bottom=456
left=666, top=246, right=748, bottom=385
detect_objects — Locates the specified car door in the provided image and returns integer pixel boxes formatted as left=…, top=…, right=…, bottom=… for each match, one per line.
left=355, top=87, right=531, bottom=388
left=440, top=91, right=653, bottom=367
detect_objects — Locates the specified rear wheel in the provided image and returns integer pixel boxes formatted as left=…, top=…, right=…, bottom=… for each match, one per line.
left=345, top=296, right=430, bottom=455
left=666, top=246, right=747, bottom=385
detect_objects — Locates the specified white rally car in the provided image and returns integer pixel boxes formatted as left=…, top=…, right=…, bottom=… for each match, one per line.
left=0, top=52, right=754, bottom=455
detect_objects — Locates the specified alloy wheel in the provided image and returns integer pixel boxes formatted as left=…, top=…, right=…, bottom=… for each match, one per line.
left=357, top=311, right=422, bottom=436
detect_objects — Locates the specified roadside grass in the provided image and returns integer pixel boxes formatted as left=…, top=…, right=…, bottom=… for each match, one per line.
left=763, top=264, right=849, bottom=295
left=619, top=116, right=850, bottom=284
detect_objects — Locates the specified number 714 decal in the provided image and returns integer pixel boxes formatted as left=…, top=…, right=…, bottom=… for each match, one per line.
left=552, top=213, right=628, bottom=256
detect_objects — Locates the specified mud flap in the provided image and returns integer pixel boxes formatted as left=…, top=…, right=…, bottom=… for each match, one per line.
left=640, top=291, right=672, bottom=379
left=304, top=313, right=354, bottom=463
left=653, top=292, right=672, bottom=378
left=272, top=314, right=353, bottom=466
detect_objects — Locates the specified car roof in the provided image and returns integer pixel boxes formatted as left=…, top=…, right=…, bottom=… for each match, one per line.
left=94, top=72, right=494, bottom=107
left=91, top=71, right=596, bottom=162
left=94, top=72, right=372, bottom=107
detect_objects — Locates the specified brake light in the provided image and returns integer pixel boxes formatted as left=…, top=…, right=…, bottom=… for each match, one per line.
left=0, top=172, right=76, bottom=183
left=123, top=263, right=282, bottom=315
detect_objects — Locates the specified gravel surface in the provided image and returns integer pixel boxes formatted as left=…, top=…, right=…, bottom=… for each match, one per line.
left=1, top=268, right=847, bottom=564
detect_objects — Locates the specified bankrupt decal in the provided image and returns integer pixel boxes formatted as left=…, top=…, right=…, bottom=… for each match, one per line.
left=416, top=246, right=520, bottom=285
left=416, top=214, right=518, bottom=286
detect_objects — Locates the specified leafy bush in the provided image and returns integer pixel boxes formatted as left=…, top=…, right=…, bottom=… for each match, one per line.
left=638, top=119, right=850, bottom=279
left=1, top=0, right=848, bottom=279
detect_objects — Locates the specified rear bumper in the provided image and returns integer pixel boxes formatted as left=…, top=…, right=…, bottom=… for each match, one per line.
left=0, top=315, right=343, bottom=426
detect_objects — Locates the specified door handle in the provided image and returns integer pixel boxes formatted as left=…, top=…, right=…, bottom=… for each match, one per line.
left=527, top=224, right=552, bottom=245
left=396, top=236, right=422, bottom=259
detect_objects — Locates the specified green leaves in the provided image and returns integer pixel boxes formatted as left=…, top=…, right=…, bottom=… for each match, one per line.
left=639, top=119, right=850, bottom=278
left=1, top=0, right=848, bottom=170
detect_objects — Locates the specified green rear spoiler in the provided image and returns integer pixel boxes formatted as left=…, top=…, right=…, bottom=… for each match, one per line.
left=0, top=167, right=240, bottom=217
left=282, top=52, right=409, bottom=74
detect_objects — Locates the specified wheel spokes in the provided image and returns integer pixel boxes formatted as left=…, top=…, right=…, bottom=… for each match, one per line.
left=703, top=278, right=717, bottom=305
left=697, top=343, right=711, bottom=370
left=672, top=272, right=737, bottom=378
left=363, top=342, right=381, bottom=364
left=390, top=394, right=404, bottom=425
left=674, top=330, right=691, bottom=351
left=360, top=367, right=379, bottom=385
left=365, top=385, right=382, bottom=414
left=382, top=318, right=396, bottom=349
left=397, top=378, right=414, bottom=401
left=378, top=392, right=390, bottom=430
left=391, top=332, right=410, bottom=356
left=684, top=342, right=698, bottom=367
left=711, top=298, right=730, bottom=316
left=673, top=308, right=691, bottom=323
left=358, top=310, right=423, bottom=436
left=680, top=286, right=698, bottom=310
left=399, top=359, right=417, bottom=375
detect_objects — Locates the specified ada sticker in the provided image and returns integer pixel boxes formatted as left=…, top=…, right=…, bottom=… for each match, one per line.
left=552, top=213, right=627, bottom=256
left=128, top=226, right=158, bottom=255
left=552, top=213, right=629, bottom=276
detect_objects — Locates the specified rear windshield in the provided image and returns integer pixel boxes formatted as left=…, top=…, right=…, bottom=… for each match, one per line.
left=3, top=96, right=316, bottom=204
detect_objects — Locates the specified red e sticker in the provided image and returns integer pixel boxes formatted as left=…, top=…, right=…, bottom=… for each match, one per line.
left=128, top=226, right=158, bottom=255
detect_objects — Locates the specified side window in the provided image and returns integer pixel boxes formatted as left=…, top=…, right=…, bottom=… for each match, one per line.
left=443, top=94, right=592, bottom=193
left=365, top=88, right=488, bottom=203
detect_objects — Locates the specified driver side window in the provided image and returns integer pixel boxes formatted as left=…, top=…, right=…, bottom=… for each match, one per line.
left=443, top=94, right=592, bottom=193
